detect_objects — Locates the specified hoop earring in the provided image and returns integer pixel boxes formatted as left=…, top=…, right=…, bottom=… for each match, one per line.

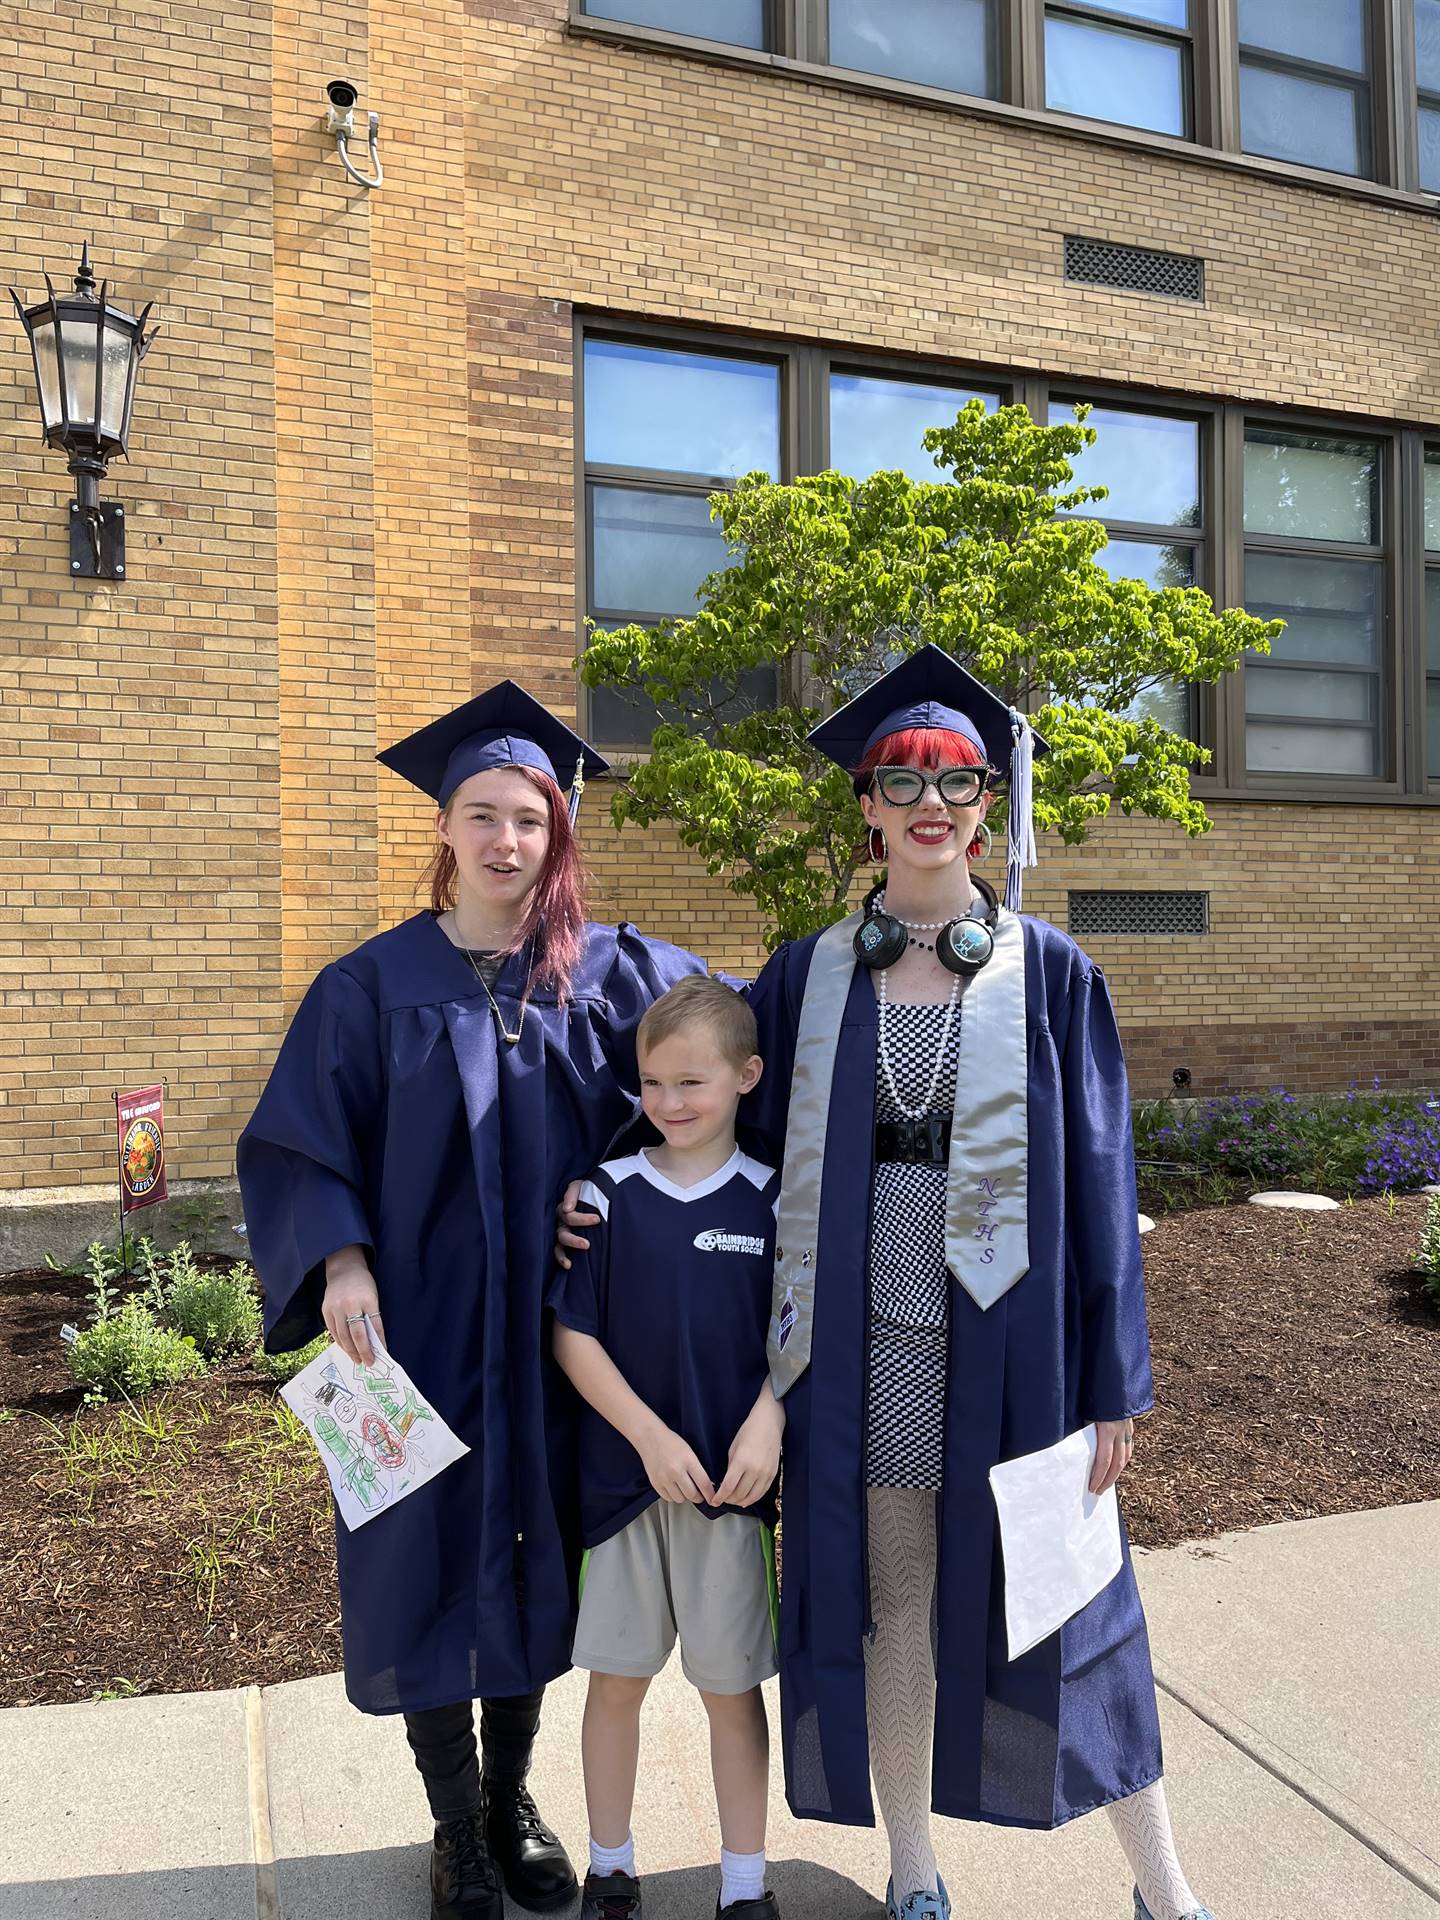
left=968, top=822, right=994, bottom=860
left=869, top=826, right=888, bottom=864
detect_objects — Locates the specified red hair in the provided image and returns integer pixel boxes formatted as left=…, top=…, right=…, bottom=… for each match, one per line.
left=424, top=766, right=588, bottom=1001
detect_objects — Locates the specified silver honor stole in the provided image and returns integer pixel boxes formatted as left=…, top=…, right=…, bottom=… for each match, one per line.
left=767, top=907, right=1031, bottom=1398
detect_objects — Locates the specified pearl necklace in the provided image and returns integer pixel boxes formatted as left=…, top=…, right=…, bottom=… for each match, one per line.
left=876, top=962, right=962, bottom=1122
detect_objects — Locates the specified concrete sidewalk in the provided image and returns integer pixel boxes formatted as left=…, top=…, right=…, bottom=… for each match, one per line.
left=1, top=1504, right=1436, bottom=1920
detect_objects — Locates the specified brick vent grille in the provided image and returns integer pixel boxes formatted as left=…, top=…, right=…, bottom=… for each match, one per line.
left=1063, top=235, right=1205, bottom=301
left=1068, top=890, right=1209, bottom=937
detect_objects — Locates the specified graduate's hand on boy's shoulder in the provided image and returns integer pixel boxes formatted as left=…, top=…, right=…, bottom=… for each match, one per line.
left=637, top=1419, right=717, bottom=1506
left=714, top=1387, right=785, bottom=1509
left=554, top=1178, right=599, bottom=1270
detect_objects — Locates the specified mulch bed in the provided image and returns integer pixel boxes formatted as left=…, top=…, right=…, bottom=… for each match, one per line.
left=2, top=1193, right=1437, bottom=1708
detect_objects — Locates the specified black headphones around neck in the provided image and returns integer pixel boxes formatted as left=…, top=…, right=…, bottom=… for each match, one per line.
left=853, top=874, right=1000, bottom=976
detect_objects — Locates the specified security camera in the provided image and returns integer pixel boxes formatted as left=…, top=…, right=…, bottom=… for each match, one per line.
left=326, top=79, right=358, bottom=109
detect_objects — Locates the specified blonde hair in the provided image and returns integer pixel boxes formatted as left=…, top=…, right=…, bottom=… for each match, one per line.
left=637, top=974, right=758, bottom=1069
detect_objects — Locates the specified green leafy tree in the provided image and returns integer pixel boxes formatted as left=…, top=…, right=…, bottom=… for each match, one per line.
left=581, top=401, right=1281, bottom=948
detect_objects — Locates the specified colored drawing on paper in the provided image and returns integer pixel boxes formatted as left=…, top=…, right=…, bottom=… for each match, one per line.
left=281, top=1332, right=469, bottom=1532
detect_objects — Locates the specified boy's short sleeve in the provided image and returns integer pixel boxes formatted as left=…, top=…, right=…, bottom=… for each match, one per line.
left=547, top=1177, right=609, bottom=1337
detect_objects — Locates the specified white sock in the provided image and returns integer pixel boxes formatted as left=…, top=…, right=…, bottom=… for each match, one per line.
left=1105, top=1781, right=1200, bottom=1920
left=589, top=1832, right=636, bottom=1879
left=864, top=1487, right=942, bottom=1903
left=719, top=1845, right=766, bottom=1908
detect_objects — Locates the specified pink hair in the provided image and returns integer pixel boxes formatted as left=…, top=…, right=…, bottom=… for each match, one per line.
left=425, top=767, right=588, bottom=1001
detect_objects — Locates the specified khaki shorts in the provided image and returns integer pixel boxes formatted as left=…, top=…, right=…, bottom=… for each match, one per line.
left=572, top=1501, right=779, bottom=1696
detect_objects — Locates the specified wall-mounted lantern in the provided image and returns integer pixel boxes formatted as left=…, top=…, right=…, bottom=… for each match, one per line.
left=9, top=243, right=158, bottom=581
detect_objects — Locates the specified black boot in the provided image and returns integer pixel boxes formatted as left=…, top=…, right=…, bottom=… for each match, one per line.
left=430, top=1812, right=503, bottom=1920
left=480, top=1688, right=578, bottom=1913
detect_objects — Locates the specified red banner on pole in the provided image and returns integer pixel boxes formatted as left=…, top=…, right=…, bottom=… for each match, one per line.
left=115, top=1084, right=168, bottom=1214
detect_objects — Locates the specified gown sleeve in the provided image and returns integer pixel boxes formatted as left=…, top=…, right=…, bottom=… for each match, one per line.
left=545, top=1178, right=609, bottom=1339
left=236, top=962, right=382, bottom=1353
left=1062, top=961, right=1155, bottom=1425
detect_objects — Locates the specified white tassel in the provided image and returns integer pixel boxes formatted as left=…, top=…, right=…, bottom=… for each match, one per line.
left=567, top=752, right=585, bottom=828
left=1005, top=711, right=1037, bottom=914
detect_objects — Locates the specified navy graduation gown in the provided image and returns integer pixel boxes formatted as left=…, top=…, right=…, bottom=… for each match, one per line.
left=741, top=914, right=1163, bottom=1830
left=237, top=911, right=705, bottom=1715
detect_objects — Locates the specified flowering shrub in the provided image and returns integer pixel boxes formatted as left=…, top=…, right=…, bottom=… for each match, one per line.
left=1134, top=1083, right=1440, bottom=1198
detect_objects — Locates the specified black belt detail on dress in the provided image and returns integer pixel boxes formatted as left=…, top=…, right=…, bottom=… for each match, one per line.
left=874, top=1115, right=952, bottom=1165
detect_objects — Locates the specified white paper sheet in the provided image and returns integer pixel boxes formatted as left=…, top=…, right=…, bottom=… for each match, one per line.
left=988, top=1425, right=1123, bottom=1661
left=281, top=1322, right=469, bottom=1531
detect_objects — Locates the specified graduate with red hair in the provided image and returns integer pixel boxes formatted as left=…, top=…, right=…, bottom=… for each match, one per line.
left=239, top=682, right=707, bottom=1920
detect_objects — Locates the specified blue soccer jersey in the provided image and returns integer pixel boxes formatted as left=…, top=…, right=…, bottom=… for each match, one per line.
left=548, top=1146, right=781, bottom=1547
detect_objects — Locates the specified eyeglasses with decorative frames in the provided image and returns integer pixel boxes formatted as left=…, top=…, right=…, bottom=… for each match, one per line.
left=870, top=765, right=992, bottom=808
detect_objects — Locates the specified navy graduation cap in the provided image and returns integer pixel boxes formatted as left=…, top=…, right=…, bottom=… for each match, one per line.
left=808, top=644, right=1049, bottom=911
left=377, top=680, right=610, bottom=822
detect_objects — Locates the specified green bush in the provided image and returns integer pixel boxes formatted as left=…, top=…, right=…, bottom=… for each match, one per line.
left=66, top=1301, right=206, bottom=1404
left=1419, top=1193, right=1440, bottom=1306
left=251, top=1332, right=330, bottom=1385
left=163, top=1264, right=263, bottom=1361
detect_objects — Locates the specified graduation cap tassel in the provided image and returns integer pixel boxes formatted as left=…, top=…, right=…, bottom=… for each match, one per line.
left=1004, top=710, right=1038, bottom=914
left=567, top=752, right=586, bottom=828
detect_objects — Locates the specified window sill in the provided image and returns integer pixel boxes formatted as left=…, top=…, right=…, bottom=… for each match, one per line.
left=566, top=14, right=1440, bottom=220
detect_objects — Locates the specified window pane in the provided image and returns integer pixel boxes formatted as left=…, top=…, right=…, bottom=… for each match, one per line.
left=1245, top=721, right=1376, bottom=774
left=1419, top=0, right=1440, bottom=92
left=829, top=374, right=998, bottom=481
left=1093, top=0, right=1188, bottom=24
left=1420, top=104, right=1440, bottom=192
left=584, top=340, right=780, bottom=478
left=589, top=663, right=779, bottom=749
left=1054, top=405, right=1201, bottom=527
left=1239, top=62, right=1365, bottom=174
left=1045, top=14, right=1188, bottom=137
left=590, top=487, right=730, bottom=616
left=829, top=0, right=994, bottom=95
left=1243, top=550, right=1381, bottom=775
left=1243, top=430, right=1379, bottom=544
left=1426, top=572, right=1440, bottom=672
left=1090, top=541, right=1196, bottom=737
left=1425, top=455, right=1440, bottom=551
left=1244, top=666, right=1376, bottom=723
left=1428, top=681, right=1440, bottom=776
left=1238, top=0, right=1366, bottom=73
left=1244, top=552, right=1381, bottom=668
left=580, top=0, right=766, bottom=49
left=1092, top=538, right=1195, bottom=590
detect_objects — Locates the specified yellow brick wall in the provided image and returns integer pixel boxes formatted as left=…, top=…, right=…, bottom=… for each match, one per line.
left=6, top=0, right=1440, bottom=1192
left=1, top=0, right=282, bottom=1188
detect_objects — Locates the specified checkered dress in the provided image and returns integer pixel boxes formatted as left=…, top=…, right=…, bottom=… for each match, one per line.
left=866, top=1001, right=959, bottom=1490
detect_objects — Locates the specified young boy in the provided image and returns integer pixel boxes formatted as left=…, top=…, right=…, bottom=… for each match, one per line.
left=549, top=973, right=785, bottom=1920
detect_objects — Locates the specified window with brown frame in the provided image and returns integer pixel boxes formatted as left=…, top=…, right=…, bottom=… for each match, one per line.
left=1042, top=1, right=1194, bottom=139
